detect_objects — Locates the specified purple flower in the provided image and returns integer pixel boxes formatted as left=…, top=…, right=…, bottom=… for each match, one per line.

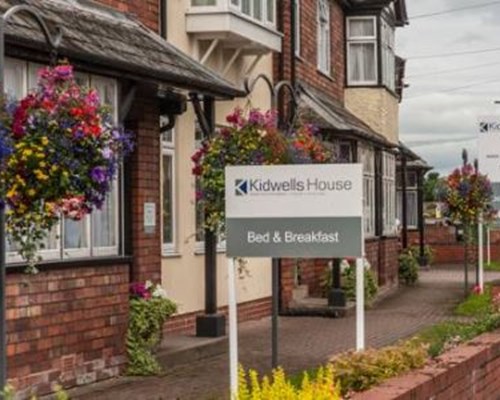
left=101, top=147, right=113, bottom=159
left=130, top=282, right=151, bottom=299
left=90, top=166, right=107, bottom=184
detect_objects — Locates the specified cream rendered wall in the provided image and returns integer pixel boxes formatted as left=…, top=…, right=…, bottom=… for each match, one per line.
left=344, top=88, right=399, bottom=145
left=161, top=0, right=273, bottom=314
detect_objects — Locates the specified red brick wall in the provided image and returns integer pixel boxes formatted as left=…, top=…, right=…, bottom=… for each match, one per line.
left=96, top=0, right=159, bottom=32
left=276, top=0, right=345, bottom=102
left=164, top=297, right=272, bottom=335
left=128, top=88, right=162, bottom=283
left=6, top=264, right=129, bottom=398
left=353, top=330, right=500, bottom=400
left=408, top=224, right=500, bottom=265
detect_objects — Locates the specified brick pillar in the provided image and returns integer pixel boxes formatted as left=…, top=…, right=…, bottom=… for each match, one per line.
left=127, top=89, right=161, bottom=283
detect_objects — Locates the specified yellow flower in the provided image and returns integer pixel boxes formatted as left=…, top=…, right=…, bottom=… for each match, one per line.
left=27, top=189, right=36, bottom=197
left=51, top=165, right=59, bottom=172
left=22, top=149, right=33, bottom=157
left=41, top=137, right=49, bottom=146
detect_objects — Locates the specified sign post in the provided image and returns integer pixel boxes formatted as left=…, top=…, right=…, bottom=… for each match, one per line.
left=225, top=164, right=364, bottom=396
left=477, top=115, right=500, bottom=291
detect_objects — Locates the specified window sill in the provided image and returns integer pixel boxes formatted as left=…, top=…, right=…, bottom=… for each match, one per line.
left=6, top=255, right=133, bottom=274
left=162, top=252, right=182, bottom=258
left=194, top=247, right=227, bottom=256
left=317, top=69, right=335, bottom=82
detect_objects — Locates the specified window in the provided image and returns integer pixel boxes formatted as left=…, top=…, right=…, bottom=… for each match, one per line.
left=294, top=0, right=300, bottom=57
left=397, top=171, right=418, bottom=229
left=360, top=144, right=375, bottom=237
left=317, top=0, right=331, bottom=74
left=162, top=123, right=176, bottom=254
left=191, top=0, right=216, bottom=5
left=346, top=16, right=377, bottom=85
left=381, top=19, right=395, bottom=91
left=5, top=58, right=120, bottom=263
left=229, top=0, right=275, bottom=26
left=383, top=152, right=396, bottom=235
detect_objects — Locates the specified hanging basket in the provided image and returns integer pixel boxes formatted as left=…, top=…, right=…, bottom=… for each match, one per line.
left=191, top=108, right=332, bottom=233
left=0, top=64, right=134, bottom=272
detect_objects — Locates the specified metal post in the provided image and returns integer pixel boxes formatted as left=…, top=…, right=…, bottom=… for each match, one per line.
left=401, top=155, right=408, bottom=249
left=487, top=226, right=491, bottom=265
left=479, top=213, right=484, bottom=292
left=417, top=170, right=426, bottom=266
left=462, top=149, right=469, bottom=297
left=355, top=257, right=365, bottom=351
left=227, top=257, right=238, bottom=397
left=271, top=258, right=279, bottom=369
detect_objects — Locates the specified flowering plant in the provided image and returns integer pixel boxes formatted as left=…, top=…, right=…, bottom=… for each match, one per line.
left=127, top=281, right=176, bottom=375
left=0, top=64, right=133, bottom=272
left=192, top=108, right=331, bottom=231
left=442, top=163, right=495, bottom=226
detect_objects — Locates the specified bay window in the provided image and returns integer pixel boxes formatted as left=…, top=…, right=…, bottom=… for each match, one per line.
left=346, top=15, right=396, bottom=90
left=294, top=0, right=300, bottom=57
left=360, top=144, right=375, bottom=237
left=226, top=0, right=276, bottom=25
left=317, top=0, right=331, bottom=74
left=346, top=16, right=377, bottom=85
left=5, top=57, right=120, bottom=263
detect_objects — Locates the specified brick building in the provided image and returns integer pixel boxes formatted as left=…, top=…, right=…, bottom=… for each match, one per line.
left=1, top=0, right=242, bottom=396
left=275, top=0, right=410, bottom=310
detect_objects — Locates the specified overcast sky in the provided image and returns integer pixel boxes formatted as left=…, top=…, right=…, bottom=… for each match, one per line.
left=397, top=0, right=500, bottom=175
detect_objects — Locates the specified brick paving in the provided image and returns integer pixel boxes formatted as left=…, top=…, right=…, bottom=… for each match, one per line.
left=70, top=265, right=500, bottom=400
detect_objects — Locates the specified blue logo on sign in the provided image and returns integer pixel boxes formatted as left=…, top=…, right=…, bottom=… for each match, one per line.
left=235, top=179, right=248, bottom=196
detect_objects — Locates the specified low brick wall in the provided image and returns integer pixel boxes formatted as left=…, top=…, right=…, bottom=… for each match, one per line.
left=409, top=224, right=500, bottom=265
left=6, top=263, right=130, bottom=398
left=164, top=297, right=272, bottom=335
left=353, top=330, right=500, bottom=400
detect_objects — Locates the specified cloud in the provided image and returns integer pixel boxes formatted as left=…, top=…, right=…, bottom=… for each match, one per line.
left=397, top=0, right=500, bottom=175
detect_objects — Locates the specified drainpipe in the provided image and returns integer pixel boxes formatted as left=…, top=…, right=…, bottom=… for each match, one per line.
left=417, top=169, right=426, bottom=266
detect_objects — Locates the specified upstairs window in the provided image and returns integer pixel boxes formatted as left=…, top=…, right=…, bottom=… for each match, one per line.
left=229, top=0, right=276, bottom=25
left=346, top=16, right=377, bottom=85
left=381, top=19, right=395, bottom=91
left=317, top=0, right=331, bottom=74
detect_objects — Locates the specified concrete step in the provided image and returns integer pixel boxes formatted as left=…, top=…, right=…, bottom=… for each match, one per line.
left=156, top=334, right=228, bottom=371
left=287, top=296, right=356, bottom=318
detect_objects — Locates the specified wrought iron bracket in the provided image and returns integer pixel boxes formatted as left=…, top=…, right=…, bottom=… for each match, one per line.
left=243, top=73, right=299, bottom=130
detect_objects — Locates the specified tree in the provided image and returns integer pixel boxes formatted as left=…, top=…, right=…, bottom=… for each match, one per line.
left=423, top=171, right=441, bottom=202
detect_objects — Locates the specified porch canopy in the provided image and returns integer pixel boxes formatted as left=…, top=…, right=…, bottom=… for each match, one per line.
left=297, top=83, right=393, bottom=148
left=0, top=0, right=243, bottom=98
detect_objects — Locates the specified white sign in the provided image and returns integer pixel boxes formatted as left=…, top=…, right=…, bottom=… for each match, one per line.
left=225, top=164, right=363, bottom=258
left=144, top=202, right=156, bottom=233
left=478, top=115, right=500, bottom=182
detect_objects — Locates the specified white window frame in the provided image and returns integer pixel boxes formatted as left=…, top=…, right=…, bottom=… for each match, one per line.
left=294, top=0, right=300, bottom=57
left=346, top=16, right=378, bottom=86
left=360, top=144, right=375, bottom=237
left=381, top=18, right=395, bottom=91
left=5, top=58, right=121, bottom=264
left=229, top=0, right=276, bottom=27
left=317, top=0, right=331, bottom=75
left=382, top=152, right=396, bottom=235
left=162, top=126, right=177, bottom=255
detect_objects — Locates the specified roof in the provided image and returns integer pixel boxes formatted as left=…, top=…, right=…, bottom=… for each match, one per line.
left=297, top=83, right=393, bottom=148
left=398, top=141, right=433, bottom=171
left=0, top=0, right=243, bottom=98
left=346, top=0, right=408, bottom=26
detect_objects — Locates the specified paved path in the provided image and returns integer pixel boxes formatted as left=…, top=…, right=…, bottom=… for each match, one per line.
left=71, top=266, right=500, bottom=400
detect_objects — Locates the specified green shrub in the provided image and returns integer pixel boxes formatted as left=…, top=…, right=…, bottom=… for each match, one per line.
left=341, top=263, right=378, bottom=306
left=409, top=245, right=434, bottom=265
left=238, top=365, right=341, bottom=400
left=485, top=261, right=500, bottom=271
left=398, top=249, right=419, bottom=286
left=1, top=384, right=69, bottom=400
left=330, top=340, right=427, bottom=395
left=126, top=297, right=177, bottom=375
